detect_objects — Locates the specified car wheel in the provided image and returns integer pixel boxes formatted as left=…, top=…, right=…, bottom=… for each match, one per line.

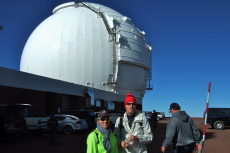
left=214, top=120, right=224, bottom=130
left=63, top=125, right=73, bottom=135
left=157, top=117, right=160, bottom=121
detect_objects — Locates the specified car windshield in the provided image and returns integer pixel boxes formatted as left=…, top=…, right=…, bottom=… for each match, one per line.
left=64, top=115, right=79, bottom=120
left=68, top=116, right=78, bottom=120
left=5, top=111, right=24, bottom=122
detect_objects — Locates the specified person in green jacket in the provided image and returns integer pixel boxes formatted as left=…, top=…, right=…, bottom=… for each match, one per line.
left=87, top=110, right=118, bottom=153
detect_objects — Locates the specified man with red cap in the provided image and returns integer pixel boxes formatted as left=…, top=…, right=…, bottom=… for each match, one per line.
left=114, top=92, right=153, bottom=153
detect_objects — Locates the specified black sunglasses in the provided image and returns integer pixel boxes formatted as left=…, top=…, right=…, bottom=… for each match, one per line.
left=100, top=118, right=110, bottom=121
left=126, top=103, right=136, bottom=106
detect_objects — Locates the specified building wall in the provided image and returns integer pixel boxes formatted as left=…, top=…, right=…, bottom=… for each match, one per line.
left=0, top=85, right=135, bottom=116
left=0, top=86, right=46, bottom=112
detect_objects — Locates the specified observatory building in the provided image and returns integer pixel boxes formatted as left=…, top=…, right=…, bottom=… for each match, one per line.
left=9, top=1, right=152, bottom=113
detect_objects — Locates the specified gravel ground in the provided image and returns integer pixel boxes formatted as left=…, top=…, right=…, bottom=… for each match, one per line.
left=0, top=118, right=229, bottom=153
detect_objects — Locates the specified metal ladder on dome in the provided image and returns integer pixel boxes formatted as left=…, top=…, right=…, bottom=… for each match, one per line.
left=75, top=1, right=118, bottom=85
left=76, top=1, right=114, bottom=35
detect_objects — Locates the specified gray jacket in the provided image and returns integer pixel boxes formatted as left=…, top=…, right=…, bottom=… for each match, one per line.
left=114, top=110, right=153, bottom=153
left=163, top=111, right=200, bottom=147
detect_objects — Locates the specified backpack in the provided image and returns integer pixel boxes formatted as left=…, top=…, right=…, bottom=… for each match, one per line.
left=93, top=130, right=99, bottom=144
left=119, top=116, right=124, bottom=131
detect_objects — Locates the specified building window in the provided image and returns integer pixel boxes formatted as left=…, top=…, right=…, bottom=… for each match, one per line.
left=108, top=102, right=114, bottom=110
left=84, top=88, right=95, bottom=107
left=95, top=100, right=101, bottom=107
left=86, top=97, right=91, bottom=107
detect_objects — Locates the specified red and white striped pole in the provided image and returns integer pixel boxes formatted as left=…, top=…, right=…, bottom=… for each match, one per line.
left=198, top=82, right=211, bottom=153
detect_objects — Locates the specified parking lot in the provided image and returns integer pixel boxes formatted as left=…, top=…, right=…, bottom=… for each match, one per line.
left=0, top=118, right=229, bottom=153
left=0, top=129, right=89, bottom=153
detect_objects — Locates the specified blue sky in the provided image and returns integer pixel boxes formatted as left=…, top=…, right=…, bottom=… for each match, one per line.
left=1, top=0, right=230, bottom=117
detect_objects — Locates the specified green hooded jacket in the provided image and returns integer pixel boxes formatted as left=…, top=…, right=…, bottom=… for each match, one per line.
left=87, top=128, right=118, bottom=153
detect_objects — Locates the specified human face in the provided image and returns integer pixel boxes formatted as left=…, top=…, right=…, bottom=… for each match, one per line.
left=125, top=102, right=136, bottom=115
left=170, top=108, right=179, bottom=114
left=98, top=117, right=110, bottom=128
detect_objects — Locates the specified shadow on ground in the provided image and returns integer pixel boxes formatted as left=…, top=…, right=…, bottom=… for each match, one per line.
left=147, top=120, right=174, bottom=153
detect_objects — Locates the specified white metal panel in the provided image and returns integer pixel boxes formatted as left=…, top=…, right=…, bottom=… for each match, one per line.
left=116, top=63, right=148, bottom=98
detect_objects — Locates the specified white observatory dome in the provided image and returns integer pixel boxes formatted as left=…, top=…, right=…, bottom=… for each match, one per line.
left=20, top=2, right=152, bottom=99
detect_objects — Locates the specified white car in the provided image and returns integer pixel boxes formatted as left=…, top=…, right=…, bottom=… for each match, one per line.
left=156, top=112, right=165, bottom=120
left=143, top=111, right=165, bottom=121
left=43, top=114, right=88, bottom=135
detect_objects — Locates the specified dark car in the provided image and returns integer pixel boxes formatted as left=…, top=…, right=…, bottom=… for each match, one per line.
left=205, top=108, right=230, bottom=130
left=0, top=105, right=27, bottom=136
left=108, top=110, right=125, bottom=124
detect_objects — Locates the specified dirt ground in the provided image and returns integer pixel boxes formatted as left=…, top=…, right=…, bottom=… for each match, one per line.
left=0, top=118, right=229, bottom=153
left=148, top=118, right=230, bottom=153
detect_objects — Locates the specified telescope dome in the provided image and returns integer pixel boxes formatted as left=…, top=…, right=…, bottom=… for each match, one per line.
left=20, top=2, right=152, bottom=99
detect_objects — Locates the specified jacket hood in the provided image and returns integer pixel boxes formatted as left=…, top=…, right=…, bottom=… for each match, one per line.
left=172, top=111, right=189, bottom=122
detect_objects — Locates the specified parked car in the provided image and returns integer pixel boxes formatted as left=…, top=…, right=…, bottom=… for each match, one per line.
left=12, top=104, right=48, bottom=136
left=157, top=112, right=165, bottom=120
left=63, top=110, right=95, bottom=129
left=108, top=110, right=125, bottom=124
left=205, top=108, right=230, bottom=130
left=42, top=114, right=88, bottom=135
left=0, top=105, right=27, bottom=136
left=143, top=111, right=152, bottom=121
left=144, top=111, right=165, bottom=121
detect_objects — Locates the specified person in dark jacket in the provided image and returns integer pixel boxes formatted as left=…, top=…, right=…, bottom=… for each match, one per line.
left=47, top=115, right=59, bottom=146
left=161, top=103, right=202, bottom=153
left=151, top=110, right=158, bottom=129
